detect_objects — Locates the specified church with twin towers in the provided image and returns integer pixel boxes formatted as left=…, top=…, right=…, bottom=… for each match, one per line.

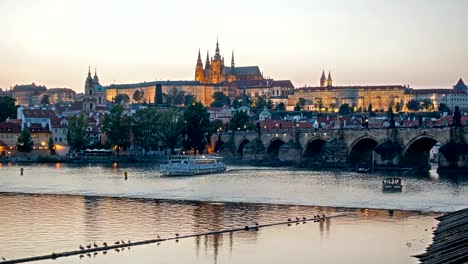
left=195, top=39, right=265, bottom=84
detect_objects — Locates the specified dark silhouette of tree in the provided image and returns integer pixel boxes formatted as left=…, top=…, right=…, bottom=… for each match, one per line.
left=406, top=100, right=420, bottom=112
left=229, top=110, right=253, bottom=131
left=132, top=108, right=161, bottom=154
left=102, top=105, right=132, bottom=155
left=211, top=91, right=231, bottom=107
left=114, top=94, right=130, bottom=104
left=67, top=113, right=89, bottom=151
left=275, top=102, right=285, bottom=111
left=182, top=102, right=212, bottom=155
left=339, top=104, right=353, bottom=115
left=438, top=103, right=452, bottom=114
left=132, top=90, right=144, bottom=103
left=421, top=99, right=434, bottom=111
left=48, top=137, right=56, bottom=155
left=17, top=129, right=34, bottom=153
left=0, top=96, right=17, bottom=122
left=158, top=109, right=184, bottom=154
left=41, top=94, right=50, bottom=105
left=395, top=102, right=402, bottom=113
left=164, top=87, right=185, bottom=106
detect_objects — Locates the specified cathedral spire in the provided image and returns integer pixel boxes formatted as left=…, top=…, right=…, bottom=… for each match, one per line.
left=93, top=68, right=99, bottom=84
left=197, top=49, right=202, bottom=63
left=205, top=51, right=210, bottom=69
left=214, top=37, right=221, bottom=60
left=327, top=71, right=332, bottom=87
left=231, top=50, right=235, bottom=68
left=320, top=70, right=326, bottom=87
left=87, top=66, right=92, bottom=78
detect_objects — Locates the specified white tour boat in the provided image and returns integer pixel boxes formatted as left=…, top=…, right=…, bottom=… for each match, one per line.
left=160, top=155, right=227, bottom=176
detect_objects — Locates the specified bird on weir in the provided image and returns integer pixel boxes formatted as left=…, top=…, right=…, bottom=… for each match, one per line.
left=287, top=218, right=292, bottom=222
left=296, top=217, right=300, bottom=221
left=114, top=241, right=120, bottom=245
left=303, top=217, right=307, bottom=220
left=79, top=255, right=84, bottom=259
left=255, top=222, right=259, bottom=226
left=103, top=242, right=108, bottom=247
left=175, top=233, right=179, bottom=237
left=79, top=245, right=85, bottom=250
left=93, top=242, right=98, bottom=248
left=86, top=244, right=91, bottom=249
left=2, top=257, right=6, bottom=261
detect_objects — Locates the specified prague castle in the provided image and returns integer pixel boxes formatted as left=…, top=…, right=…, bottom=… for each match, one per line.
left=195, top=39, right=264, bottom=84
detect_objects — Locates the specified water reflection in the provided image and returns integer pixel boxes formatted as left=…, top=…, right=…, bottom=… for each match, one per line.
left=0, top=193, right=439, bottom=264
left=0, top=163, right=467, bottom=212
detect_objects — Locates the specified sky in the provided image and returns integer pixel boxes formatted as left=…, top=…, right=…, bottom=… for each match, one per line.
left=0, top=0, right=467, bottom=92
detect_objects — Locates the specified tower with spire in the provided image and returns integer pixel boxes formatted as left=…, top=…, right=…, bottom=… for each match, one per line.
left=327, top=71, right=333, bottom=87
left=195, top=49, right=204, bottom=82
left=231, top=50, right=235, bottom=68
left=83, top=66, right=106, bottom=112
left=320, top=70, right=327, bottom=87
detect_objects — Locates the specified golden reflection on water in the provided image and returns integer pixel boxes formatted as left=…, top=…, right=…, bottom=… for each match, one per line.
left=0, top=193, right=439, bottom=264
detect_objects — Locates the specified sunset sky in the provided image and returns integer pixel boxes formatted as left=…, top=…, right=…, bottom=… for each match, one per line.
left=1, top=0, right=467, bottom=92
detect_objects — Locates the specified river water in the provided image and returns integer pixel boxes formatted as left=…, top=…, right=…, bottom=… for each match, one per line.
left=0, top=163, right=466, bottom=263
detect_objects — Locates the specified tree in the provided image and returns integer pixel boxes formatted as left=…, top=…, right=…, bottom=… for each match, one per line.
left=406, top=99, right=420, bottom=112
left=164, top=87, right=185, bottom=106
left=132, top=90, right=144, bottom=103
left=438, top=103, right=452, bottom=114
left=232, top=99, right=241, bottom=109
left=48, top=137, right=56, bottom=155
left=41, top=94, right=50, bottom=105
left=339, top=104, right=353, bottom=115
left=67, top=113, right=89, bottom=151
left=184, top=94, right=195, bottom=106
left=182, top=102, right=212, bottom=155
left=114, top=94, right=130, bottom=104
left=275, top=102, right=285, bottom=111
left=421, top=99, right=434, bottom=111
left=368, top=103, right=376, bottom=117
left=252, top=96, right=273, bottom=113
left=158, top=109, right=184, bottom=154
left=17, top=129, right=34, bottom=153
left=211, top=91, right=230, bottom=107
left=229, top=110, right=253, bottom=131
left=102, top=105, right=132, bottom=155
left=211, top=119, right=225, bottom=132
left=132, top=108, right=161, bottom=154
left=0, top=96, right=17, bottom=122
left=395, top=102, right=402, bottom=113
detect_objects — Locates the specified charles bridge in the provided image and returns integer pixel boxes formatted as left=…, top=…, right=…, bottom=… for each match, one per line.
left=211, top=125, right=468, bottom=173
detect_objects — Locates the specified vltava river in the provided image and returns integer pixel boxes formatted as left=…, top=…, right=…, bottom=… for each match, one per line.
left=0, top=163, right=466, bottom=212
left=0, top=163, right=466, bottom=263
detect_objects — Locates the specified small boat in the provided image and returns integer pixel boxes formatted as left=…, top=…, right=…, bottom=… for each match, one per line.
left=160, top=155, right=226, bottom=176
left=356, top=167, right=370, bottom=173
left=382, top=177, right=402, bottom=192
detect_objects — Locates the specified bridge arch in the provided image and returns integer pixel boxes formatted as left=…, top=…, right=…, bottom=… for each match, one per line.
left=400, top=134, right=440, bottom=168
left=237, top=139, right=250, bottom=157
left=348, top=136, right=379, bottom=164
left=266, top=138, right=285, bottom=160
left=303, top=138, right=327, bottom=159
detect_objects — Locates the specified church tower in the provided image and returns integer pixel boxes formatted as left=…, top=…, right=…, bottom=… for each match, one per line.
left=195, top=49, right=204, bottom=82
left=327, top=71, right=333, bottom=87
left=85, top=67, right=94, bottom=97
left=320, top=70, right=327, bottom=87
left=210, top=38, right=225, bottom=84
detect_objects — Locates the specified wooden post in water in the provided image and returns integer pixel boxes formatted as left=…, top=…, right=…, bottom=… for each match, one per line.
left=124, top=171, right=128, bottom=180
left=20, top=168, right=23, bottom=176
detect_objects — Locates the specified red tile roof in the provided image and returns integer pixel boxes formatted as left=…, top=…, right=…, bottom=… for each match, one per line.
left=0, top=122, right=21, bottom=133
left=22, top=109, right=56, bottom=118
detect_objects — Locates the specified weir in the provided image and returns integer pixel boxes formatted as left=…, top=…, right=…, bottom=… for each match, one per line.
left=0, top=213, right=349, bottom=264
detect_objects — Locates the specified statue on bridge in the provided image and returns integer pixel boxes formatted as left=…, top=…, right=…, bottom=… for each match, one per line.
left=453, top=106, right=462, bottom=127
